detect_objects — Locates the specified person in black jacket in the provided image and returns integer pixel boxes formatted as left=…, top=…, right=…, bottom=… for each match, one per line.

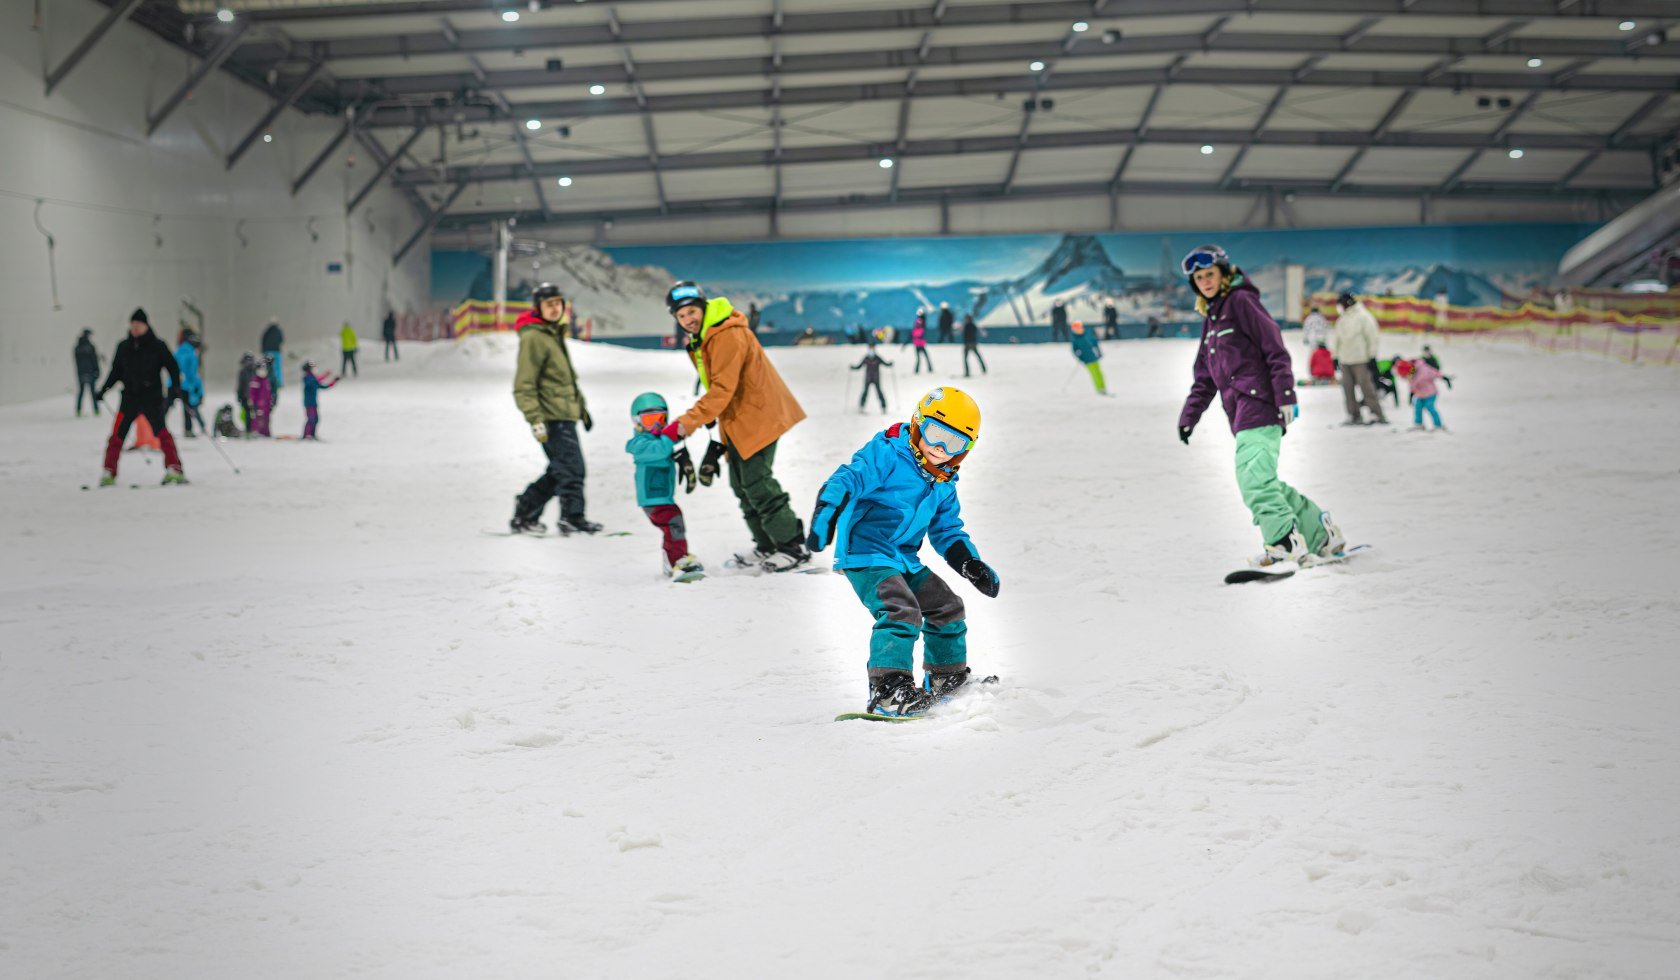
left=1050, top=300, right=1070, bottom=342
left=851, top=343, right=893, bottom=413
left=98, top=308, right=185, bottom=485
left=261, top=321, right=285, bottom=392
left=1102, top=301, right=1119, bottom=340
left=382, top=310, right=399, bottom=361
left=936, top=302, right=955, bottom=343
left=235, top=352, right=257, bottom=433
left=961, top=313, right=987, bottom=377
left=74, top=329, right=102, bottom=416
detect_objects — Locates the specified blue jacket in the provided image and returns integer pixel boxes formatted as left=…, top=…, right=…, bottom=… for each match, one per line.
left=174, top=342, right=203, bottom=403
left=302, top=371, right=334, bottom=409
left=1070, top=328, right=1101, bottom=364
left=813, top=424, right=974, bottom=573
left=625, top=431, right=676, bottom=507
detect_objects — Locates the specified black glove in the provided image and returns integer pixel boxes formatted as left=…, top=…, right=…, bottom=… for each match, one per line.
left=697, top=440, right=726, bottom=487
left=806, top=487, right=849, bottom=553
left=944, top=541, right=1000, bottom=598
left=672, top=446, right=697, bottom=494
left=1178, top=425, right=1193, bottom=445
left=581, top=408, right=593, bottom=432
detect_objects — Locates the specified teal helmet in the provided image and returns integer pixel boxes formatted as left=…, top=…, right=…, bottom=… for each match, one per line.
left=630, top=392, right=668, bottom=416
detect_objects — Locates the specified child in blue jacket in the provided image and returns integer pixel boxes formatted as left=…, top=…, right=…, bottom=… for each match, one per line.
left=806, top=386, right=1001, bottom=717
left=301, top=361, right=337, bottom=440
left=626, top=392, right=704, bottom=582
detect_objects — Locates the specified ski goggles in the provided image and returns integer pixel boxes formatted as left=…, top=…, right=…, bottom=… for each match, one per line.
left=918, top=416, right=974, bottom=457
left=1180, top=247, right=1229, bottom=277
left=637, top=410, right=668, bottom=431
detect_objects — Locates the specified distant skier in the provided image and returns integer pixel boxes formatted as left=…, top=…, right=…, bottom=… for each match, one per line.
left=1333, top=293, right=1386, bottom=425
left=662, top=280, right=810, bottom=572
left=510, top=283, right=599, bottom=536
left=852, top=343, right=893, bottom=413
left=805, top=386, right=1000, bottom=718
left=174, top=329, right=206, bottom=438
left=247, top=356, right=275, bottom=437
left=1147, top=315, right=1163, bottom=339
left=626, top=392, right=705, bottom=582
left=74, top=328, right=102, bottom=416
left=903, top=313, right=933, bottom=374
left=1050, top=300, right=1070, bottom=343
left=1420, top=343, right=1453, bottom=389
left=97, top=308, right=186, bottom=486
left=1176, top=245, right=1346, bottom=570
left=1398, top=357, right=1447, bottom=431
left=339, top=322, right=359, bottom=378
left=382, top=309, right=399, bottom=361
left=261, top=320, right=285, bottom=394
left=1301, top=305, right=1331, bottom=351
left=747, top=302, right=761, bottom=332
left=235, top=352, right=257, bottom=434
left=1069, top=320, right=1106, bottom=395
left=961, top=312, right=986, bottom=377
left=1102, top=300, right=1119, bottom=340
left=300, top=361, right=337, bottom=440
left=936, top=302, right=955, bottom=343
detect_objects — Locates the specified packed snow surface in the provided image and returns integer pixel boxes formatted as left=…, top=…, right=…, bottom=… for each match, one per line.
left=3, top=335, right=1678, bottom=979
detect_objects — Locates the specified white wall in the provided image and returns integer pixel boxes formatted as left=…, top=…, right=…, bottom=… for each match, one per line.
left=0, top=0, right=431, bottom=407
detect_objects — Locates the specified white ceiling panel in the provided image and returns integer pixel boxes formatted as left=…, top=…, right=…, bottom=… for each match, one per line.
left=1150, top=85, right=1281, bottom=130
left=1347, top=147, right=1474, bottom=185
left=1122, top=144, right=1231, bottom=183
left=1267, top=87, right=1397, bottom=132
left=1462, top=147, right=1580, bottom=183
left=894, top=151, right=1012, bottom=190
left=1235, top=145, right=1353, bottom=180
left=662, top=166, right=774, bottom=203
left=1010, top=146, right=1125, bottom=188
left=779, top=159, right=895, bottom=197
left=777, top=101, right=900, bottom=149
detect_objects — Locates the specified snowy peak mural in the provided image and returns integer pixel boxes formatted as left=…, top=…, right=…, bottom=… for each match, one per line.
left=432, top=222, right=1594, bottom=335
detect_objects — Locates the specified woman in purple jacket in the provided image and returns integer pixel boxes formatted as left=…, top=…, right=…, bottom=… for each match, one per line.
left=1176, top=245, right=1346, bottom=568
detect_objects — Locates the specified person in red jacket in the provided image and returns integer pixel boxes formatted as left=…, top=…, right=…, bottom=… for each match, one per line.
left=1308, top=343, right=1336, bottom=384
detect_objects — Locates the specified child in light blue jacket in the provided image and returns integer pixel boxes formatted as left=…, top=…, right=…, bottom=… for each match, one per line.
left=626, top=392, right=704, bottom=582
left=806, top=386, right=1000, bottom=717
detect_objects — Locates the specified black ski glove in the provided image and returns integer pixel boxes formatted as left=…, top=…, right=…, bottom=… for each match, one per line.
left=697, top=440, right=726, bottom=487
left=581, top=408, right=593, bottom=432
left=1178, top=425, right=1193, bottom=445
left=944, top=541, right=1000, bottom=598
left=806, top=487, right=850, bottom=553
left=672, top=445, right=697, bottom=494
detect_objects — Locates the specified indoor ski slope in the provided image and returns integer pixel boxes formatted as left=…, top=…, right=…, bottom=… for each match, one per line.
left=3, top=334, right=1677, bottom=979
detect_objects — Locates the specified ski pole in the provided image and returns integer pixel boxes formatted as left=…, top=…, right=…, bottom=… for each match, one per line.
left=208, top=431, right=240, bottom=474
left=1061, top=363, right=1080, bottom=391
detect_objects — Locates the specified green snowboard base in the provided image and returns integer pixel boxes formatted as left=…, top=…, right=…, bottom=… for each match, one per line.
left=834, top=711, right=925, bottom=723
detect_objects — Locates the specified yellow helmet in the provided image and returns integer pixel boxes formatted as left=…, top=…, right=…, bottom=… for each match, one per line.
left=911, top=386, right=980, bottom=470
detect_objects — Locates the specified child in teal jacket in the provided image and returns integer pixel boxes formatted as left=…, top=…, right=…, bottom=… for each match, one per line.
left=806, top=386, right=1000, bottom=717
left=626, top=392, right=704, bottom=582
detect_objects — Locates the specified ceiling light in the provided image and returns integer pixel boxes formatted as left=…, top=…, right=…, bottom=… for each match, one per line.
left=501, top=10, right=520, bottom=22
left=589, top=83, right=605, bottom=95
left=557, top=176, right=573, bottom=187
left=262, top=133, right=273, bottom=143
left=525, top=118, right=541, bottom=130
left=1508, top=148, right=1524, bottom=159
left=1072, top=21, right=1089, bottom=33
left=879, top=158, right=894, bottom=169
left=1527, top=57, right=1544, bottom=68
left=215, top=8, right=234, bottom=22
left=1200, top=144, right=1214, bottom=155
left=1029, top=60, right=1046, bottom=71
left=1619, top=20, right=1637, bottom=31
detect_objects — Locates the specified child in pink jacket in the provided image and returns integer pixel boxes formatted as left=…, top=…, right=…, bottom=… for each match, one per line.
left=1400, top=357, right=1445, bottom=431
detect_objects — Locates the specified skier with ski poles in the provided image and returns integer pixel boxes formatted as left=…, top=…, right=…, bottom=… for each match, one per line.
left=852, top=342, right=892, bottom=414
left=806, top=385, right=1000, bottom=718
left=660, top=281, right=811, bottom=573
left=96, top=308, right=186, bottom=486
left=1176, top=245, right=1346, bottom=571
left=1069, top=319, right=1107, bottom=395
left=509, top=283, right=600, bottom=536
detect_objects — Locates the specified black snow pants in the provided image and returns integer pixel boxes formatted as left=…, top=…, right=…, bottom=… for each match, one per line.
left=515, top=420, right=587, bottom=523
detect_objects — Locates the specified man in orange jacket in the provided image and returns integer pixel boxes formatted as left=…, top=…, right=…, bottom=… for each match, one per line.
left=659, top=281, right=810, bottom=572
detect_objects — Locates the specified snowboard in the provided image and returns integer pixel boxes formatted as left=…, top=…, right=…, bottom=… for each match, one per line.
left=834, top=675, right=1000, bottom=723
left=482, top=528, right=548, bottom=538
left=82, top=481, right=179, bottom=490
left=1224, top=544, right=1371, bottom=585
left=722, top=556, right=832, bottom=575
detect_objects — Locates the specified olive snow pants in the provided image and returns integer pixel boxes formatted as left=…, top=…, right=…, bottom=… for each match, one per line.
left=726, top=439, right=802, bottom=553
left=843, top=566, right=967, bottom=679
left=1234, top=425, right=1327, bottom=551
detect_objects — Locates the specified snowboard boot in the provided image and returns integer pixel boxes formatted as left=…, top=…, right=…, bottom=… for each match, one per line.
left=1313, top=511, right=1346, bottom=559
left=729, top=545, right=773, bottom=569
left=866, top=671, right=936, bottom=718
left=509, top=516, right=546, bottom=535
left=923, top=665, right=973, bottom=700
left=556, top=517, right=603, bottom=536
left=667, top=553, right=705, bottom=583
left=98, top=470, right=117, bottom=487
left=761, top=539, right=812, bottom=573
left=162, top=467, right=188, bottom=486
left=1251, top=526, right=1307, bottom=569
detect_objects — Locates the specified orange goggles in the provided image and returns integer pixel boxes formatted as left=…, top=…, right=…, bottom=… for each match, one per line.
left=637, top=410, right=668, bottom=430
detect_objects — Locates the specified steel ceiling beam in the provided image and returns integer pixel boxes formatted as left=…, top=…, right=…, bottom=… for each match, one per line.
left=354, top=62, right=1680, bottom=129
left=395, top=122, right=1659, bottom=188
left=1109, top=56, right=1183, bottom=189
left=144, top=21, right=253, bottom=137
left=1439, top=89, right=1544, bottom=193
left=44, top=0, right=146, bottom=96
left=1331, top=88, right=1417, bottom=190
left=1218, top=68, right=1305, bottom=189
left=1002, top=25, right=1086, bottom=194
left=394, top=182, right=469, bottom=263
left=292, top=114, right=354, bottom=196
left=1554, top=93, right=1670, bottom=187
left=430, top=175, right=1645, bottom=234
left=607, top=9, right=668, bottom=214
left=226, top=61, right=326, bottom=169
left=349, top=125, right=427, bottom=215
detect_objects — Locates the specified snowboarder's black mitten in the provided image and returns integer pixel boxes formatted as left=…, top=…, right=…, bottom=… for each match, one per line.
left=581, top=408, right=593, bottom=432
left=697, top=440, right=726, bottom=487
left=944, top=541, right=1000, bottom=598
left=806, top=487, right=849, bottom=553
left=1178, top=425, right=1193, bottom=445
left=672, top=446, right=697, bottom=494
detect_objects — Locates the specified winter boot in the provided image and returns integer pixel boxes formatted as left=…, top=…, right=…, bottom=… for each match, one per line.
left=98, top=470, right=116, bottom=487
left=557, top=517, right=603, bottom=536
left=729, top=545, right=773, bottom=569
left=1251, top=526, right=1307, bottom=569
left=162, top=467, right=188, bottom=486
left=666, top=553, right=705, bottom=583
left=923, top=665, right=973, bottom=700
left=866, top=671, right=936, bottom=718
left=509, top=516, right=545, bottom=535
left=761, top=539, right=812, bottom=573
left=1314, top=511, right=1346, bottom=559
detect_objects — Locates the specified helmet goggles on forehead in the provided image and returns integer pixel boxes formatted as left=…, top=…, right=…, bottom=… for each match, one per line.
left=1180, top=246, right=1229, bottom=277
left=668, top=284, right=704, bottom=305
left=918, top=416, right=974, bottom=456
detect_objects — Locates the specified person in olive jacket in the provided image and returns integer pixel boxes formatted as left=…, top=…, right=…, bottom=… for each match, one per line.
left=509, top=284, right=599, bottom=536
left=98, top=308, right=186, bottom=485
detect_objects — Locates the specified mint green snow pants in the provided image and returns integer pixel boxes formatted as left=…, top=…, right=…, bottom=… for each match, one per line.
left=1234, top=425, right=1327, bottom=551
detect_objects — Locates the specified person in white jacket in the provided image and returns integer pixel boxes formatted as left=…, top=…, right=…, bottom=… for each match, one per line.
left=1301, top=306, right=1331, bottom=352
left=1332, top=293, right=1386, bottom=425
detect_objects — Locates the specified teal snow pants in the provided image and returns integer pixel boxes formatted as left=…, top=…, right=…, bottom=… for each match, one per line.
left=1234, top=425, right=1327, bottom=551
left=843, top=566, right=967, bottom=679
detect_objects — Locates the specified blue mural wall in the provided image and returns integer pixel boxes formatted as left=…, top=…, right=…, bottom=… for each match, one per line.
left=433, top=222, right=1597, bottom=339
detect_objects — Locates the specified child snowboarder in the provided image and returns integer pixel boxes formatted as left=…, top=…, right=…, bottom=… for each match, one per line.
left=851, top=343, right=892, bottom=413
left=626, top=392, right=705, bottom=582
left=903, top=311, right=934, bottom=374
left=1177, top=244, right=1346, bottom=570
left=1398, top=357, right=1447, bottom=431
left=301, top=361, right=337, bottom=440
left=805, top=386, right=1001, bottom=718
left=1307, top=342, right=1336, bottom=385
left=1069, top=320, right=1107, bottom=395
left=247, top=356, right=275, bottom=437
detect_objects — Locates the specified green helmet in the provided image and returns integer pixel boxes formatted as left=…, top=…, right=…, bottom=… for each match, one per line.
left=630, top=392, right=668, bottom=416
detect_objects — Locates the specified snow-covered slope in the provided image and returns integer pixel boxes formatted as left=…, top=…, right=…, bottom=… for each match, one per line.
left=3, top=337, right=1677, bottom=979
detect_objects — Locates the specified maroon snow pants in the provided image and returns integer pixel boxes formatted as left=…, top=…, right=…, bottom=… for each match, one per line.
left=103, top=400, right=182, bottom=474
left=643, top=504, right=689, bottom=565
